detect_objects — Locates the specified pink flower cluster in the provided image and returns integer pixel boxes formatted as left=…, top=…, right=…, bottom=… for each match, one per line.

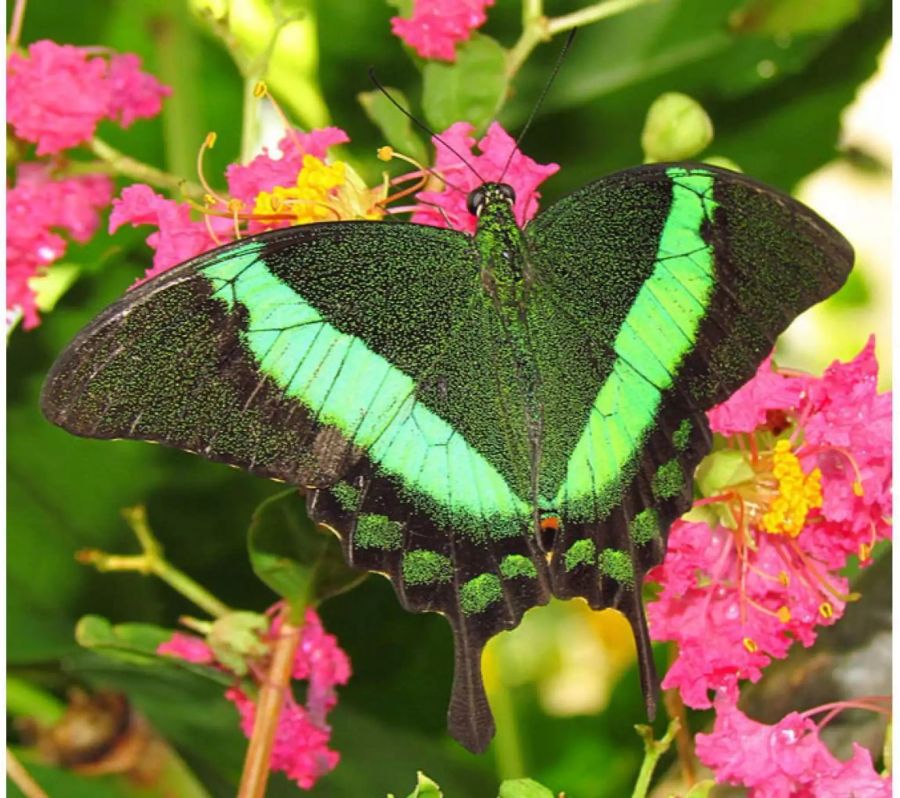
left=411, top=121, right=559, bottom=234
left=7, top=40, right=170, bottom=155
left=109, top=127, right=350, bottom=284
left=7, top=166, right=114, bottom=329
left=648, top=340, right=891, bottom=796
left=391, top=0, right=495, bottom=61
left=648, top=340, right=891, bottom=707
left=158, top=608, right=350, bottom=790
left=696, top=697, right=891, bottom=797
left=6, top=39, right=169, bottom=328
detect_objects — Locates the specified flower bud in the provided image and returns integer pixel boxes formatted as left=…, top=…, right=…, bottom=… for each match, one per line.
left=642, top=92, right=714, bottom=163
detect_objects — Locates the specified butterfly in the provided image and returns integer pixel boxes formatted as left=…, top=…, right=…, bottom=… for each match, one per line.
left=41, top=161, right=852, bottom=753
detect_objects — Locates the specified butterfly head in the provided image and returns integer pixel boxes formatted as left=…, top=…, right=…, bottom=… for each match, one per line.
left=466, top=182, right=516, bottom=218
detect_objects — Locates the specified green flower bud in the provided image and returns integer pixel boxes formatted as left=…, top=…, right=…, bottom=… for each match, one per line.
left=641, top=92, right=714, bottom=163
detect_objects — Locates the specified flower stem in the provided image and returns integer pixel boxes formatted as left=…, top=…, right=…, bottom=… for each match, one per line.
left=237, top=605, right=303, bottom=798
left=663, top=688, right=697, bottom=787
left=7, top=0, right=28, bottom=49
left=76, top=505, right=230, bottom=619
left=507, top=0, right=658, bottom=77
left=547, top=0, right=658, bottom=36
left=631, top=719, right=680, bottom=798
left=89, top=137, right=204, bottom=198
left=6, top=749, right=49, bottom=798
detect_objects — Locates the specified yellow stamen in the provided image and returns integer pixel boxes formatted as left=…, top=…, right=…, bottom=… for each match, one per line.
left=743, top=637, right=758, bottom=653
left=377, top=146, right=394, bottom=161
left=760, top=440, right=823, bottom=537
left=776, top=606, right=791, bottom=623
left=853, top=481, right=864, bottom=497
left=819, top=602, right=834, bottom=619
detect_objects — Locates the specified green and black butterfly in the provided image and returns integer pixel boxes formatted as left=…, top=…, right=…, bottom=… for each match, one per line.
left=41, top=162, right=852, bottom=753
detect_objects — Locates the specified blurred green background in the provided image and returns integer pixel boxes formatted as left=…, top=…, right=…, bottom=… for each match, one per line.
left=7, top=0, right=891, bottom=796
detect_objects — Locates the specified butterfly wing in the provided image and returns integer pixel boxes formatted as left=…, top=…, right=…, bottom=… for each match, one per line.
left=524, top=163, right=853, bottom=709
left=41, top=220, right=549, bottom=752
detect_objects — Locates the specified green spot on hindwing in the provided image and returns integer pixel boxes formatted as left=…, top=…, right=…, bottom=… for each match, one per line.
left=599, top=549, right=635, bottom=587
left=629, top=508, right=660, bottom=545
left=330, top=482, right=360, bottom=512
left=499, top=554, right=537, bottom=580
left=402, top=550, right=452, bottom=586
left=355, top=513, right=402, bottom=550
left=673, top=419, right=692, bottom=451
left=459, top=573, right=504, bottom=615
left=653, top=460, right=684, bottom=499
left=564, top=539, right=597, bottom=571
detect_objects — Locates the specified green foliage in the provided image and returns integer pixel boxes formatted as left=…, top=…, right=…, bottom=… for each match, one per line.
left=422, top=34, right=508, bottom=133
left=358, top=86, right=428, bottom=163
left=6, top=0, right=888, bottom=795
left=248, top=490, right=367, bottom=619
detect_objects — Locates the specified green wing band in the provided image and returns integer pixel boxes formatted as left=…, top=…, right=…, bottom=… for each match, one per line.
left=555, top=168, right=717, bottom=517
left=203, top=244, right=531, bottom=531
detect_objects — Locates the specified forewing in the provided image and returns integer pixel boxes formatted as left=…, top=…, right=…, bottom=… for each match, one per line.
left=525, top=163, right=853, bottom=707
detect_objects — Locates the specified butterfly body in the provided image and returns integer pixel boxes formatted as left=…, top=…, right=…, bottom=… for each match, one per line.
left=42, top=163, right=853, bottom=753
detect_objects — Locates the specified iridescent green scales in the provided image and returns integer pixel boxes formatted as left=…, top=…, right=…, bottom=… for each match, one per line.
left=41, top=160, right=854, bottom=755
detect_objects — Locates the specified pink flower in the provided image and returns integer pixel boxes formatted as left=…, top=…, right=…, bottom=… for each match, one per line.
left=157, top=632, right=215, bottom=664
left=391, top=0, right=495, bottom=61
left=647, top=341, right=891, bottom=707
left=108, top=184, right=233, bottom=283
left=411, top=122, right=559, bottom=233
left=7, top=165, right=113, bottom=328
left=225, top=127, right=350, bottom=204
left=7, top=40, right=169, bottom=155
left=225, top=687, right=339, bottom=790
left=156, top=607, right=350, bottom=791
left=110, top=126, right=354, bottom=283
left=695, top=696, right=891, bottom=797
left=107, top=53, right=169, bottom=127
left=707, top=355, right=808, bottom=435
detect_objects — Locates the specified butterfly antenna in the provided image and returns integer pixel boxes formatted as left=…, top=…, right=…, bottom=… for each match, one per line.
left=368, top=68, right=485, bottom=189
left=499, top=28, right=577, bottom=183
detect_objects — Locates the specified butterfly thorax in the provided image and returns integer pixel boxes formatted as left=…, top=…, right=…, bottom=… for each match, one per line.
left=472, top=183, right=531, bottom=313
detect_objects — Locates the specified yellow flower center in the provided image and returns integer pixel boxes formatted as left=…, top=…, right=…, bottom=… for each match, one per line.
left=253, top=154, right=385, bottom=225
left=760, top=439, right=823, bottom=537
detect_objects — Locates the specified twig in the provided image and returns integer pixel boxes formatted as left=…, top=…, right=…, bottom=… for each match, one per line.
left=77, top=505, right=230, bottom=619
left=237, top=606, right=303, bottom=798
left=8, top=0, right=28, bottom=49
left=6, top=749, right=49, bottom=798
left=89, top=138, right=204, bottom=199
left=507, top=0, right=659, bottom=77
left=664, top=687, right=697, bottom=786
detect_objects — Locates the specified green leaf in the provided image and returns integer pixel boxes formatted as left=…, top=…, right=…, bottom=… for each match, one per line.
left=358, top=87, right=428, bottom=163
left=247, top=489, right=366, bottom=618
left=400, top=771, right=443, bottom=798
left=74, top=615, right=231, bottom=686
left=682, top=780, right=717, bottom=798
left=730, top=0, right=861, bottom=35
left=422, top=34, right=508, bottom=133
left=498, top=778, right=555, bottom=798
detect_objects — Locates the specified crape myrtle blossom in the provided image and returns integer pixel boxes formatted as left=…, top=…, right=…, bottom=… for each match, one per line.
left=695, top=696, right=891, bottom=797
left=7, top=165, right=114, bottom=329
left=158, top=607, right=350, bottom=791
left=110, top=119, right=557, bottom=284
left=7, top=40, right=170, bottom=155
left=108, top=126, right=382, bottom=283
left=647, top=341, right=891, bottom=708
left=6, top=40, right=169, bottom=328
left=391, top=0, right=495, bottom=62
